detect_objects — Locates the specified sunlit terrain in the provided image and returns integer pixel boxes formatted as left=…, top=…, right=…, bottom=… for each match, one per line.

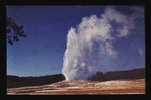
left=7, top=79, right=145, bottom=95
left=7, top=6, right=145, bottom=95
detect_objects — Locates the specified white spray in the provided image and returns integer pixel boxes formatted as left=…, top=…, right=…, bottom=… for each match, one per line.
left=62, top=7, right=143, bottom=80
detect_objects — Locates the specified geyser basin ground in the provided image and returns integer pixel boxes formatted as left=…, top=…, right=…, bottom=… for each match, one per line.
left=7, top=79, right=145, bottom=95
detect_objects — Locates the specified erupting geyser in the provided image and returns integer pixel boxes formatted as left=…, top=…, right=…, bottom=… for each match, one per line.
left=62, top=7, right=143, bottom=80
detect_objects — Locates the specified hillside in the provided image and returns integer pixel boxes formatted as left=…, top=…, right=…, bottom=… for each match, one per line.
left=7, top=74, right=65, bottom=88
left=88, top=68, right=145, bottom=81
left=7, top=68, right=145, bottom=89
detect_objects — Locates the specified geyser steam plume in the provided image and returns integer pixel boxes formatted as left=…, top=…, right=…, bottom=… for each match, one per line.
left=62, top=7, right=143, bottom=80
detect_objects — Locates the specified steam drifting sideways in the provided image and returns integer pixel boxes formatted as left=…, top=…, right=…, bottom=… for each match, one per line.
left=62, top=7, right=144, bottom=80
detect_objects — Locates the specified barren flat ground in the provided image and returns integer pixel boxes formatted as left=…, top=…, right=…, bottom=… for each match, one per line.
left=7, top=79, right=145, bottom=95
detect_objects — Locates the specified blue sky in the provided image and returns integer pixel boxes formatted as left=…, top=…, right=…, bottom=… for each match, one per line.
left=7, top=6, right=145, bottom=76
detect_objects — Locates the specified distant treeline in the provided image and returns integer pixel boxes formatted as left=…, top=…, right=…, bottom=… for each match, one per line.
left=7, top=68, right=145, bottom=88
left=7, top=74, right=65, bottom=88
left=88, top=68, right=145, bottom=81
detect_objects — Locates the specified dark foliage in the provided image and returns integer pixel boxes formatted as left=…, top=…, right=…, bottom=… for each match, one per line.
left=7, top=74, right=65, bottom=88
left=88, top=68, right=145, bottom=81
left=88, top=72, right=104, bottom=81
left=6, top=17, right=27, bottom=45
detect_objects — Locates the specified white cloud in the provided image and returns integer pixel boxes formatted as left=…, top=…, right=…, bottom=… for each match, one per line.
left=104, top=7, right=127, bottom=23
left=78, top=14, right=112, bottom=42
left=104, top=42, right=117, bottom=57
left=117, top=25, right=129, bottom=37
